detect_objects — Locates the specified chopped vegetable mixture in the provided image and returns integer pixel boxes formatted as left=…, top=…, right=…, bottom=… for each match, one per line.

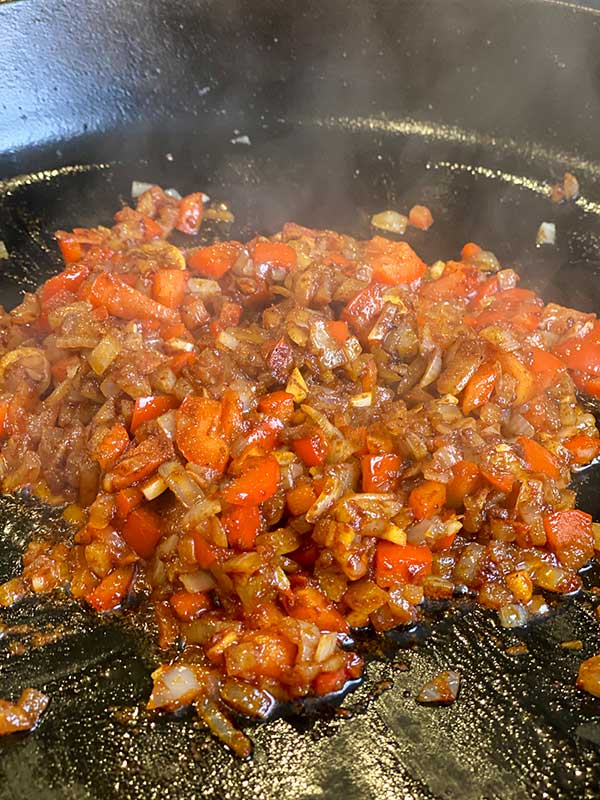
left=0, top=186, right=599, bottom=753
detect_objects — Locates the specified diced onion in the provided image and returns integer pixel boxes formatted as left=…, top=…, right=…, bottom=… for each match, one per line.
left=141, top=474, right=168, bottom=500
left=187, top=278, right=222, bottom=298
left=182, top=498, right=221, bottom=528
left=537, top=222, right=556, bottom=246
left=350, top=391, right=372, bottom=408
left=147, top=665, right=202, bottom=710
left=370, top=210, right=408, bottom=234
left=164, top=187, right=182, bottom=200
left=88, top=336, right=121, bottom=376
left=158, top=461, right=204, bottom=507
left=217, top=330, right=240, bottom=351
left=180, top=570, right=216, bottom=593
left=286, top=368, right=308, bottom=402
left=131, top=180, right=155, bottom=199
left=157, top=410, right=177, bottom=440
left=498, top=603, right=529, bottom=628
left=315, top=632, right=338, bottom=662
left=301, top=404, right=343, bottom=440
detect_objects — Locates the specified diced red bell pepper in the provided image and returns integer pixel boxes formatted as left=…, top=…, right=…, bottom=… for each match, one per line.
left=258, top=391, right=295, bottom=422
left=221, top=505, right=261, bottom=551
left=446, top=460, right=481, bottom=508
left=375, top=541, right=433, bottom=586
left=131, top=395, right=179, bottom=433
left=94, top=423, right=130, bottom=469
left=88, top=273, right=180, bottom=323
left=327, top=320, right=350, bottom=344
left=409, top=480, right=447, bottom=520
left=293, top=430, right=330, bottom=467
left=462, top=362, right=499, bottom=415
left=190, top=532, right=219, bottom=568
left=221, top=455, right=280, bottom=506
left=564, top=435, right=600, bottom=466
left=543, top=509, right=593, bottom=560
left=170, top=590, right=211, bottom=621
left=313, top=667, right=347, bottom=696
left=253, top=241, right=297, bottom=271
left=342, top=283, right=384, bottom=338
left=469, top=275, right=499, bottom=308
left=285, top=586, right=348, bottom=632
left=86, top=565, right=134, bottom=612
left=175, top=193, right=204, bottom=235
left=480, top=465, right=514, bottom=494
left=175, top=395, right=229, bottom=472
left=573, top=372, right=600, bottom=398
left=242, top=415, right=284, bottom=453
left=56, top=236, right=84, bottom=264
left=122, top=506, right=163, bottom=559
left=364, top=237, right=426, bottom=285
left=186, top=241, right=243, bottom=278
left=169, top=352, right=196, bottom=374
left=408, top=204, right=433, bottom=231
left=530, top=347, right=565, bottom=377
left=41, top=263, right=91, bottom=310
left=461, top=242, right=482, bottom=261
left=361, top=453, right=402, bottom=493
left=496, top=351, right=537, bottom=406
left=115, top=487, right=144, bottom=518
left=553, top=321, right=600, bottom=375
left=152, top=269, right=188, bottom=309
left=103, top=435, right=172, bottom=492
left=518, top=436, right=561, bottom=480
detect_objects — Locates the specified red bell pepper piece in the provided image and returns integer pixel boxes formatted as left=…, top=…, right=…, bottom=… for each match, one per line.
left=152, top=269, right=188, bottom=309
left=361, top=454, right=402, bottom=493
left=462, top=362, right=499, bottom=415
left=122, top=506, right=163, bottom=559
left=94, top=423, right=130, bottom=470
left=222, top=455, right=280, bottom=506
left=518, top=436, right=561, bottom=480
left=175, top=395, right=229, bottom=472
left=543, top=509, right=593, bottom=560
left=313, top=668, right=347, bottom=696
left=88, top=273, right=180, bottom=324
left=131, top=395, right=179, bottom=433
left=327, top=320, right=350, bottom=344
left=186, top=241, right=243, bottom=278
left=364, top=237, right=426, bottom=285
left=446, top=461, right=481, bottom=508
left=408, top=204, right=433, bottom=231
left=115, top=487, right=144, bottom=518
left=342, top=283, right=384, bottom=338
left=461, top=242, right=482, bottom=261
left=409, top=480, right=447, bottom=520
left=253, top=241, right=297, bottom=271
left=375, top=541, right=433, bottom=586
left=86, top=566, right=134, bottom=612
left=175, top=193, right=204, bottom=235
left=564, top=435, right=600, bottom=466
left=41, top=263, right=90, bottom=309
left=293, top=430, right=330, bottom=467
left=221, top=505, right=261, bottom=551
left=258, top=391, right=295, bottom=422
left=286, top=586, right=348, bottom=633
left=170, top=590, right=211, bottom=621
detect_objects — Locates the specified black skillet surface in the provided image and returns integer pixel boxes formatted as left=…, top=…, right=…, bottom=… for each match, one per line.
left=2, top=1, right=600, bottom=798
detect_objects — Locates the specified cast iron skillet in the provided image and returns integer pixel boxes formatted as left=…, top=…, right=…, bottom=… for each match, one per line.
left=1, top=1, right=600, bottom=798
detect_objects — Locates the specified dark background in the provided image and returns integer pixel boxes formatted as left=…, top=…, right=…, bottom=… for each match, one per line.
left=1, top=1, right=600, bottom=798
